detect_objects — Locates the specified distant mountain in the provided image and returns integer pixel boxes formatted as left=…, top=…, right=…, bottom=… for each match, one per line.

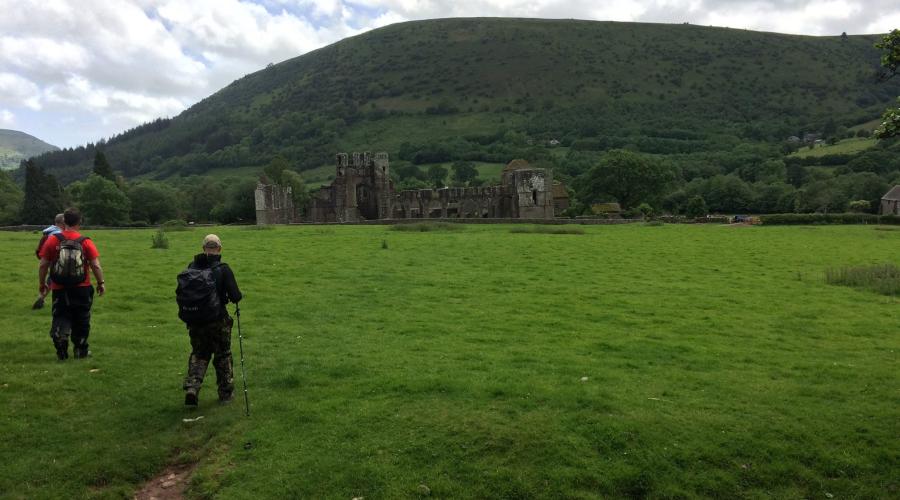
left=0, top=129, right=58, bottom=170
left=27, top=18, right=900, bottom=183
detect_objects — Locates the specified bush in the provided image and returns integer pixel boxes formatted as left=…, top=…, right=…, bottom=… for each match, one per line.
left=390, top=222, right=465, bottom=232
left=685, top=195, right=708, bottom=219
left=509, top=225, right=585, bottom=235
left=825, top=263, right=900, bottom=296
left=160, top=219, right=189, bottom=231
left=759, top=213, right=900, bottom=225
left=150, top=230, right=169, bottom=249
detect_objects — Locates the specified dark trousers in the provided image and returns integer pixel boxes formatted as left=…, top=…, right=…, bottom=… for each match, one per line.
left=50, top=286, right=94, bottom=358
left=184, top=316, right=234, bottom=397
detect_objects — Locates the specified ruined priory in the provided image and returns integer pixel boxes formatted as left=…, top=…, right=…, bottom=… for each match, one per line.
left=256, top=152, right=564, bottom=224
left=305, top=153, right=554, bottom=222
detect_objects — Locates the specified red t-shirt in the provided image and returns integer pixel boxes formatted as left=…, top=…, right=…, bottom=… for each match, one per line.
left=39, top=230, right=100, bottom=290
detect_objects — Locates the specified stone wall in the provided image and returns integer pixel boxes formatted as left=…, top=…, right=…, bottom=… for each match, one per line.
left=254, top=182, right=294, bottom=225
left=305, top=154, right=558, bottom=223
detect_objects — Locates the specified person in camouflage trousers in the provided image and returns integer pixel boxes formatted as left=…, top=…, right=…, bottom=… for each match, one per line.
left=183, top=234, right=242, bottom=406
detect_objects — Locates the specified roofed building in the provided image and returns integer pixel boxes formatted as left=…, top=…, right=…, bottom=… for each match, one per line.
left=881, top=185, right=900, bottom=215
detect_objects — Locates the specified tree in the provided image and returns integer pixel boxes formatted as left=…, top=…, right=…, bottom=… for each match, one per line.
left=20, top=160, right=65, bottom=224
left=837, top=172, right=889, bottom=211
left=701, top=175, right=754, bottom=213
left=127, top=182, right=180, bottom=224
left=77, top=174, right=131, bottom=225
left=685, top=195, right=708, bottom=218
left=396, top=164, right=426, bottom=181
left=751, top=182, right=796, bottom=213
left=637, top=202, right=654, bottom=219
left=876, top=29, right=900, bottom=79
left=848, top=200, right=870, bottom=212
left=576, top=150, right=675, bottom=208
left=0, top=170, right=23, bottom=225
left=93, top=151, right=115, bottom=181
left=426, top=165, right=448, bottom=188
left=210, top=178, right=257, bottom=223
left=874, top=29, right=900, bottom=139
left=451, top=161, right=478, bottom=186
left=178, top=176, right=224, bottom=223
left=263, top=155, right=290, bottom=184
left=281, top=170, right=309, bottom=215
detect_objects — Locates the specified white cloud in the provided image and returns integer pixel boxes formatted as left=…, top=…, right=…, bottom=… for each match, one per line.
left=0, top=73, right=41, bottom=110
left=0, top=109, right=14, bottom=127
left=700, top=0, right=865, bottom=35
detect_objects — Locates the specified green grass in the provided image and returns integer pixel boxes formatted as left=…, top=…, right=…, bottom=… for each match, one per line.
left=825, top=263, right=900, bottom=296
left=1, top=225, right=898, bottom=498
left=389, top=222, right=466, bottom=232
left=790, top=137, right=877, bottom=158
left=509, top=225, right=585, bottom=234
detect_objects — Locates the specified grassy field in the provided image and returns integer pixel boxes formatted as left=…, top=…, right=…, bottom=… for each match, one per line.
left=1, top=224, right=898, bottom=498
left=790, top=137, right=877, bottom=158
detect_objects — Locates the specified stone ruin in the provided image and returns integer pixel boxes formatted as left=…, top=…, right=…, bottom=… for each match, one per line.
left=254, top=181, right=294, bottom=225
left=305, top=153, right=556, bottom=223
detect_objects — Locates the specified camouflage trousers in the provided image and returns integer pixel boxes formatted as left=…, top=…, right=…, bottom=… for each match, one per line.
left=183, top=316, right=234, bottom=398
left=50, top=286, right=94, bottom=359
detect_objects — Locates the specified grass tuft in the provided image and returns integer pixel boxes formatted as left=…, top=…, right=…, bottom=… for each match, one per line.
left=825, top=263, right=900, bottom=296
left=390, top=222, right=465, bottom=232
left=509, top=225, right=585, bottom=235
left=150, top=230, right=169, bottom=249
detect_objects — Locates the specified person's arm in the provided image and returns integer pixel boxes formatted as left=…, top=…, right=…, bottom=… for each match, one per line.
left=38, top=259, right=50, bottom=295
left=89, top=258, right=105, bottom=296
left=221, top=265, right=242, bottom=304
left=37, top=235, right=56, bottom=294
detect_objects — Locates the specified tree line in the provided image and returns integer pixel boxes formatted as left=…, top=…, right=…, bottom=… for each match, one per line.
left=3, top=133, right=898, bottom=228
left=4, top=152, right=293, bottom=226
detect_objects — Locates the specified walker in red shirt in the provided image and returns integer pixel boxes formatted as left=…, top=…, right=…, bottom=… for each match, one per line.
left=38, top=230, right=100, bottom=290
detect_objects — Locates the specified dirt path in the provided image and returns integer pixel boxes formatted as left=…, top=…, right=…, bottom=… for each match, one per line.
left=133, top=462, right=198, bottom=500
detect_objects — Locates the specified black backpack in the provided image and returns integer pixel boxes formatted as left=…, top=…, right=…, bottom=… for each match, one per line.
left=176, top=262, right=222, bottom=325
left=50, top=235, right=89, bottom=287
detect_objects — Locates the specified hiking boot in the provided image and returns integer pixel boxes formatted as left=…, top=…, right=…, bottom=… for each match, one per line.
left=73, top=349, right=91, bottom=359
left=218, top=391, right=234, bottom=404
left=55, top=345, right=69, bottom=361
left=185, top=389, right=199, bottom=407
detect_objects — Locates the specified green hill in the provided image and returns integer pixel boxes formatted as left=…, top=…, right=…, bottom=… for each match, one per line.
left=27, top=18, right=900, bottom=183
left=0, top=129, right=58, bottom=170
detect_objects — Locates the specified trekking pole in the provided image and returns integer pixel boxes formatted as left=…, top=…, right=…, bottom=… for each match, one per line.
left=235, top=304, right=250, bottom=416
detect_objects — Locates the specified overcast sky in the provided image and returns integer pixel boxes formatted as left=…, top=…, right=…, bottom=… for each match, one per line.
left=1, top=0, right=898, bottom=148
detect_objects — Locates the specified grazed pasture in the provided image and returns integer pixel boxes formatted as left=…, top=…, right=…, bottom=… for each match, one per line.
left=1, top=224, right=897, bottom=498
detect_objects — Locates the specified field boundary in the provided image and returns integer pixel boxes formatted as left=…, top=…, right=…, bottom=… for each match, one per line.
left=291, top=217, right=644, bottom=226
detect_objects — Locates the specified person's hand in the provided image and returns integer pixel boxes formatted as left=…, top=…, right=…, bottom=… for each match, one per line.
left=97, top=282, right=106, bottom=296
left=39, top=283, right=48, bottom=295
